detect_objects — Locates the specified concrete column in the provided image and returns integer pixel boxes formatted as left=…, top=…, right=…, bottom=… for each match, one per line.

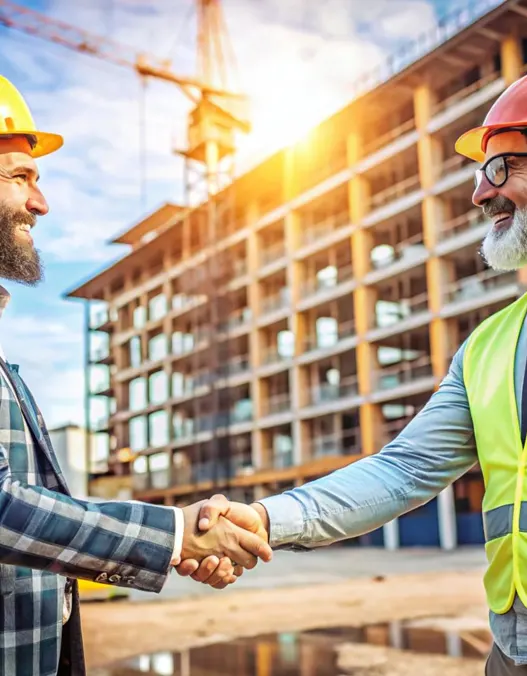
left=438, top=484, right=457, bottom=550
left=445, top=631, right=462, bottom=658
left=415, top=81, right=453, bottom=385
left=246, top=202, right=263, bottom=473
left=383, top=518, right=400, bottom=550
left=389, top=621, right=404, bottom=649
left=501, top=32, right=523, bottom=86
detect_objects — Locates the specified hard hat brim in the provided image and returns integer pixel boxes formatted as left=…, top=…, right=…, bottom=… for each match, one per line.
left=455, top=121, right=527, bottom=163
left=0, top=130, right=63, bottom=158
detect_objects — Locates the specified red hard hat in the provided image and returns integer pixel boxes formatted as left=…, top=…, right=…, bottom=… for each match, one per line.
left=455, top=74, right=527, bottom=162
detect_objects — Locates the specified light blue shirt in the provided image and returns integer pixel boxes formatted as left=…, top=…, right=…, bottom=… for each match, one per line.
left=259, top=317, right=527, bottom=664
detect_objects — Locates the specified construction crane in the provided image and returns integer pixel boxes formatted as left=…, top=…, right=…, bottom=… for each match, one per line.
left=0, top=0, right=251, bottom=196
left=0, top=0, right=250, bottom=498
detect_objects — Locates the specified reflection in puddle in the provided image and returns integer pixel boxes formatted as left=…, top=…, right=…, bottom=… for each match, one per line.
left=95, top=621, right=492, bottom=675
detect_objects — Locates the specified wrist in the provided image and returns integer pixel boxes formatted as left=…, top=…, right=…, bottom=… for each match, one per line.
left=251, top=502, right=270, bottom=542
left=179, top=505, right=194, bottom=560
left=170, top=506, right=185, bottom=566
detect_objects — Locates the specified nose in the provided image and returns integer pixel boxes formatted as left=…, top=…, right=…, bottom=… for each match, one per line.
left=472, top=172, right=499, bottom=207
left=26, top=185, right=49, bottom=217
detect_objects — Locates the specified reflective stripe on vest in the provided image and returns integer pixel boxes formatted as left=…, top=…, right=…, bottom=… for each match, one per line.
left=484, top=503, right=527, bottom=541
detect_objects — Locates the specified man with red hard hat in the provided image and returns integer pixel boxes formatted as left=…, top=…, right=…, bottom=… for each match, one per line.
left=177, top=73, right=527, bottom=674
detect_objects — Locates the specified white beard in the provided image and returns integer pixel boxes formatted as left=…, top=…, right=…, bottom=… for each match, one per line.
left=481, top=207, right=527, bottom=271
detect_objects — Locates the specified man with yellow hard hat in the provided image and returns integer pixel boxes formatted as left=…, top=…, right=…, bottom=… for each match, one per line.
left=176, top=74, right=527, bottom=674
left=0, top=76, right=274, bottom=676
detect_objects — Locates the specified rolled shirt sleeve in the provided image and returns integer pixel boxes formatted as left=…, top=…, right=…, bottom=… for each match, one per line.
left=259, top=343, right=478, bottom=549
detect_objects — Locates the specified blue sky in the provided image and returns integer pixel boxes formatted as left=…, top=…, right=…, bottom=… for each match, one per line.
left=0, top=0, right=494, bottom=427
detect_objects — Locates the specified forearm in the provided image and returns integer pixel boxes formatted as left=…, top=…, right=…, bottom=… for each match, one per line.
left=258, top=344, right=477, bottom=549
left=258, top=440, right=476, bottom=548
left=0, top=474, right=176, bottom=593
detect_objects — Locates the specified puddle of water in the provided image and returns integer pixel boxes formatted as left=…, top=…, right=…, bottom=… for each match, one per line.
left=94, top=620, right=492, bottom=675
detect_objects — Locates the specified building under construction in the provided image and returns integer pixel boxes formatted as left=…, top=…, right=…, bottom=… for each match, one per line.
left=67, top=0, right=527, bottom=549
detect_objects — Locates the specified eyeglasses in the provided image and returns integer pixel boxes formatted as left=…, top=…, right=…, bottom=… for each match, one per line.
left=474, top=152, right=527, bottom=189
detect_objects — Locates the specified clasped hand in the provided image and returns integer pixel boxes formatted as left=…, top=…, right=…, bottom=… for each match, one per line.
left=176, top=495, right=271, bottom=589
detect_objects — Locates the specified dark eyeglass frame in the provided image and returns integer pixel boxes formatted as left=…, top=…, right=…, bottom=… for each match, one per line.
left=475, top=152, right=527, bottom=189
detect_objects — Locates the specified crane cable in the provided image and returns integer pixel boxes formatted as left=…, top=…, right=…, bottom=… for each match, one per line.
left=139, top=76, right=148, bottom=212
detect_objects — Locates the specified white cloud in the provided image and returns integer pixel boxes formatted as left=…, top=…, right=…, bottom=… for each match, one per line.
left=0, top=313, right=85, bottom=427
left=378, top=1, right=437, bottom=38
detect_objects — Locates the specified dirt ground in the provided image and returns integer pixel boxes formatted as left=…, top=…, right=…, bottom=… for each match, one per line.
left=83, top=567, right=491, bottom=674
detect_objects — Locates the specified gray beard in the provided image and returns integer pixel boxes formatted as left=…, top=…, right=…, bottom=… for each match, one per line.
left=0, top=205, right=43, bottom=286
left=481, top=207, right=527, bottom=272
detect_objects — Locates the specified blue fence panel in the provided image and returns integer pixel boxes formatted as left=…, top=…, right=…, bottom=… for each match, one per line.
left=456, top=511, right=485, bottom=545
left=399, top=498, right=440, bottom=547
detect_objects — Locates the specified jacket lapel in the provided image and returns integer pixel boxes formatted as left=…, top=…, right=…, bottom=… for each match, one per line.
left=0, top=359, right=70, bottom=494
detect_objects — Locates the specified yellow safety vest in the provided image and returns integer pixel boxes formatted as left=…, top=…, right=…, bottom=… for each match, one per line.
left=464, top=292, right=527, bottom=614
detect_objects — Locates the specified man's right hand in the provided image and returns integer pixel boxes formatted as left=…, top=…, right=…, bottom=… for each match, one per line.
left=176, top=495, right=271, bottom=583
left=180, top=499, right=272, bottom=570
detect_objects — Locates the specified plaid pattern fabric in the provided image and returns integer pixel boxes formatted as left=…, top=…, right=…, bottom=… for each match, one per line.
left=0, top=361, right=176, bottom=675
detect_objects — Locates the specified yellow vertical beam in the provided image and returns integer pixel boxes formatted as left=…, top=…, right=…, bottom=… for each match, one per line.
left=415, top=82, right=454, bottom=384
left=348, top=130, right=382, bottom=455
left=246, top=201, right=263, bottom=476
left=256, top=642, right=273, bottom=676
left=500, top=32, right=526, bottom=291
left=162, top=254, right=173, bottom=481
left=501, top=32, right=523, bottom=86
left=286, top=209, right=306, bottom=467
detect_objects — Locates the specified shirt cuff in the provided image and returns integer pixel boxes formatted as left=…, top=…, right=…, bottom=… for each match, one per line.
left=257, top=494, right=305, bottom=547
left=171, top=507, right=185, bottom=565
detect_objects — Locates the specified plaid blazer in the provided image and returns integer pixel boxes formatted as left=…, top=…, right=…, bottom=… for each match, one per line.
left=0, top=360, right=176, bottom=676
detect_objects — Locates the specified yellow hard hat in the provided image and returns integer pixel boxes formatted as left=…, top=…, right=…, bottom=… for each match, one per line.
left=0, top=76, right=62, bottom=157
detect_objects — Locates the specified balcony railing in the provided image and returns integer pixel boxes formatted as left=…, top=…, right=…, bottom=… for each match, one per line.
left=91, top=377, right=111, bottom=395
left=92, top=416, right=109, bottom=432
left=268, top=450, right=294, bottom=469
left=433, top=70, right=501, bottom=115
left=446, top=269, right=517, bottom=304
left=262, top=393, right=291, bottom=416
left=173, top=418, right=196, bottom=441
left=301, top=264, right=353, bottom=298
left=216, top=405, right=253, bottom=427
left=309, top=429, right=361, bottom=458
left=309, top=375, right=358, bottom=405
left=439, top=153, right=472, bottom=179
left=371, top=232, right=425, bottom=270
left=304, top=319, right=356, bottom=351
left=219, top=307, right=252, bottom=332
left=91, top=345, right=110, bottom=362
left=369, top=174, right=420, bottom=210
left=262, top=346, right=291, bottom=365
left=362, top=118, right=416, bottom=157
left=375, top=355, right=433, bottom=390
left=299, top=209, right=350, bottom=246
left=439, top=208, right=487, bottom=241
left=235, top=258, right=248, bottom=275
left=217, top=354, right=250, bottom=378
left=172, top=465, right=193, bottom=486
left=261, top=290, right=289, bottom=315
left=260, top=241, right=286, bottom=266
left=90, top=307, right=117, bottom=330
left=375, top=291, right=429, bottom=328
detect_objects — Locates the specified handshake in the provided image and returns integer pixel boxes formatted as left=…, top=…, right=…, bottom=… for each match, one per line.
left=174, top=494, right=272, bottom=590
